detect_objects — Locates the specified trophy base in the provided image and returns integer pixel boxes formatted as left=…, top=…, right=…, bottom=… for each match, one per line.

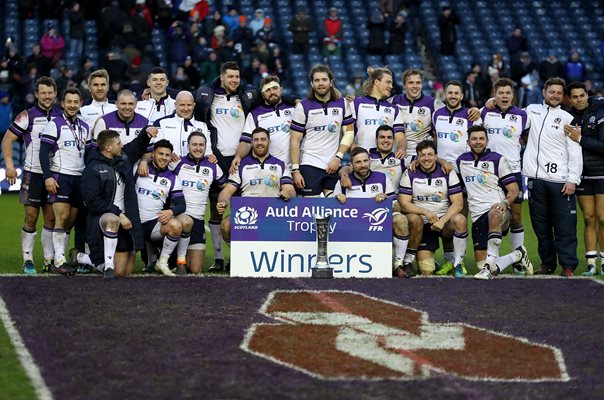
left=311, top=268, right=334, bottom=279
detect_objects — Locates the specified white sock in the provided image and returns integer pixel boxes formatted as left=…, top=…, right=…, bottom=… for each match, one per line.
left=21, top=227, right=36, bottom=262
left=42, top=226, right=54, bottom=260
left=393, top=235, right=408, bottom=260
left=77, top=252, right=93, bottom=266
left=403, top=249, right=417, bottom=264
left=209, top=221, right=223, bottom=260
left=453, top=231, right=468, bottom=266
left=510, top=226, right=524, bottom=249
left=495, top=250, right=522, bottom=273
left=160, top=235, right=179, bottom=261
left=177, top=232, right=191, bottom=262
left=53, top=229, right=67, bottom=264
left=103, top=230, right=118, bottom=268
left=486, top=232, right=502, bottom=266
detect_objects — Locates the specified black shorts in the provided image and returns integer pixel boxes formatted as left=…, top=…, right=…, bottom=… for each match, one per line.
left=210, top=155, right=234, bottom=203
left=471, top=210, right=510, bottom=250
left=576, top=178, right=604, bottom=196
left=19, top=171, right=48, bottom=207
left=47, top=173, right=82, bottom=207
left=115, top=228, right=134, bottom=253
left=418, top=223, right=444, bottom=252
left=190, top=217, right=206, bottom=245
left=502, top=172, right=524, bottom=203
left=299, top=164, right=338, bottom=196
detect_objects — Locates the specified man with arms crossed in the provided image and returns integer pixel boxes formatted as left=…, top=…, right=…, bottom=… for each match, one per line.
left=2, top=76, right=61, bottom=273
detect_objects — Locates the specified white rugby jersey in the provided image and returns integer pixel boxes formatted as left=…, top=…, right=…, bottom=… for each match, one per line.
left=433, top=107, right=481, bottom=172
left=391, top=93, right=443, bottom=157
left=352, top=96, right=403, bottom=150
left=40, top=114, right=91, bottom=176
left=228, top=154, right=293, bottom=197
left=79, top=99, right=117, bottom=128
left=173, top=155, right=226, bottom=219
left=152, top=113, right=213, bottom=166
left=8, top=105, right=61, bottom=174
left=368, top=148, right=406, bottom=188
left=210, top=88, right=246, bottom=157
left=399, top=167, right=462, bottom=222
left=457, top=149, right=516, bottom=222
left=333, top=170, right=395, bottom=199
left=135, top=95, right=176, bottom=124
left=522, top=103, right=582, bottom=184
left=92, top=110, right=149, bottom=145
left=291, top=97, right=354, bottom=169
left=134, top=162, right=184, bottom=223
left=241, top=102, right=294, bottom=167
left=481, top=106, right=527, bottom=173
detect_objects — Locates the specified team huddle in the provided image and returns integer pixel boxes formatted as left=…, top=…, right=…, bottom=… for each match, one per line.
left=2, top=60, right=599, bottom=279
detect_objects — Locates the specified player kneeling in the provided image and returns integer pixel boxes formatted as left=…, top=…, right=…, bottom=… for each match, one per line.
left=398, top=140, right=468, bottom=277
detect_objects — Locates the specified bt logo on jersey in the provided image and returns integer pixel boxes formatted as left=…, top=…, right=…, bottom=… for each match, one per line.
left=487, top=126, right=515, bottom=138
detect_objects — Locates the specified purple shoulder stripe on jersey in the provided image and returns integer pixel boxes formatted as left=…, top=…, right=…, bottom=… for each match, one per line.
left=240, top=132, right=252, bottom=143
left=9, top=124, right=24, bottom=137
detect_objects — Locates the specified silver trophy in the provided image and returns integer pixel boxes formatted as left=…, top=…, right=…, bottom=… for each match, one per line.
left=312, top=213, right=334, bottom=278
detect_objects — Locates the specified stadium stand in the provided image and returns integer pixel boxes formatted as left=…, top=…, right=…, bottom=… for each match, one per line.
left=1, top=0, right=603, bottom=168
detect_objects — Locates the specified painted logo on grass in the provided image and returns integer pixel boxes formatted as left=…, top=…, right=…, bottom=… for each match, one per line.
left=241, top=291, right=569, bottom=381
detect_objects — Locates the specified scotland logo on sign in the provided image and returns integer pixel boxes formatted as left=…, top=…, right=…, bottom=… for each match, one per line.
left=235, top=206, right=259, bottom=226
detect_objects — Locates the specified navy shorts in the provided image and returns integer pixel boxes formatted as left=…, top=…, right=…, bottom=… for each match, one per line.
left=47, top=174, right=82, bottom=207
left=576, top=178, right=604, bottom=196
left=418, top=223, right=444, bottom=252
left=142, top=219, right=161, bottom=241
left=19, top=171, right=48, bottom=207
left=299, top=164, right=338, bottom=196
left=190, top=217, right=206, bottom=245
left=115, top=228, right=134, bottom=253
left=502, top=172, right=524, bottom=203
left=210, top=155, right=234, bottom=203
left=471, top=210, right=511, bottom=250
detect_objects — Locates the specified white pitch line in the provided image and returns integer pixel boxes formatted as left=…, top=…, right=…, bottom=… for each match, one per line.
left=0, top=296, right=54, bottom=400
